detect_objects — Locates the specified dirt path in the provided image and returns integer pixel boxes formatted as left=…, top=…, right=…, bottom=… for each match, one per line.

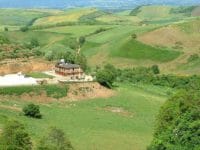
left=0, top=105, right=22, bottom=112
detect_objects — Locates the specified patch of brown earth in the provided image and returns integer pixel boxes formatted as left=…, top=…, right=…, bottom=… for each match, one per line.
left=99, top=106, right=133, bottom=117
left=67, top=82, right=115, bottom=101
left=138, top=23, right=200, bottom=51
left=0, top=58, right=54, bottom=75
left=138, top=26, right=186, bottom=48
left=0, top=104, right=21, bottom=112
left=192, top=6, right=200, bottom=16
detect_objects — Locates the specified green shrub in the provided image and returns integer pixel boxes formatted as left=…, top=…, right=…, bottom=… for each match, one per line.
left=20, top=26, right=29, bottom=32
left=151, top=65, right=160, bottom=74
left=23, top=103, right=42, bottom=119
left=4, top=27, right=8, bottom=32
left=131, top=33, right=137, bottom=39
left=0, top=35, right=10, bottom=44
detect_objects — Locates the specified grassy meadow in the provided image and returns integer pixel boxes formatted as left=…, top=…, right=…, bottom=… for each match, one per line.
left=0, top=84, right=168, bottom=150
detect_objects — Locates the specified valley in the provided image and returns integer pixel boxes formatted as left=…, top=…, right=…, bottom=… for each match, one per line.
left=0, top=3, right=199, bottom=150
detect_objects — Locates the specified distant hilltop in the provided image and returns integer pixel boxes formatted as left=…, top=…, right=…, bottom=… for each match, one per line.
left=0, top=0, right=199, bottom=9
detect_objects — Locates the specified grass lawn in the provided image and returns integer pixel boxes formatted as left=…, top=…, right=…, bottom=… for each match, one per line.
left=0, top=83, right=167, bottom=150
left=26, top=72, right=54, bottom=79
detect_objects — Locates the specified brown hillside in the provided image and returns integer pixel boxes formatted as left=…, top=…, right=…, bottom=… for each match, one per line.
left=192, top=6, right=200, bottom=16
left=138, top=20, right=200, bottom=50
left=0, top=58, right=54, bottom=75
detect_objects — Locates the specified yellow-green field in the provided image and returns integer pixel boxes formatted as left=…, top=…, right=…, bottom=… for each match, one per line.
left=33, top=8, right=97, bottom=26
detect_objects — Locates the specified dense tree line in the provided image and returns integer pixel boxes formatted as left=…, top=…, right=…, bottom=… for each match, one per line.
left=96, top=64, right=200, bottom=91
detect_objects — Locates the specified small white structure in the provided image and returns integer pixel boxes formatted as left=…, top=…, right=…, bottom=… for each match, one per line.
left=0, top=73, right=38, bottom=87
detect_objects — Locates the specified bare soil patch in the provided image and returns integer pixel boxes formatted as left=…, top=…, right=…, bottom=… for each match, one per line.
left=99, top=106, right=133, bottom=117
left=0, top=58, right=54, bottom=75
left=67, top=82, right=115, bottom=101
left=192, top=6, right=200, bottom=16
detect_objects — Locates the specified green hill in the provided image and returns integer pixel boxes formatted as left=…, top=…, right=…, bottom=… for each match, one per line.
left=0, top=9, right=62, bottom=26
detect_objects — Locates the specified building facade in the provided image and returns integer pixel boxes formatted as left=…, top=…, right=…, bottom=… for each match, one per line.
left=55, top=62, right=84, bottom=79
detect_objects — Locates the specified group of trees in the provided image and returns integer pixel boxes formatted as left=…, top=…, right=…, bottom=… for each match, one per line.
left=0, top=121, right=73, bottom=150
left=96, top=64, right=117, bottom=88
left=96, top=64, right=160, bottom=88
left=148, top=90, right=200, bottom=150
left=0, top=103, right=73, bottom=149
left=0, top=32, right=42, bottom=60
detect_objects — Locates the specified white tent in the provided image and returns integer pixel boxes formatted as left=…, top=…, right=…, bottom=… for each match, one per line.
left=0, top=73, right=37, bottom=87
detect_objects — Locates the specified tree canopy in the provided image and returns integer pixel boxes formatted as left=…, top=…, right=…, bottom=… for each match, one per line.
left=148, top=90, right=200, bottom=150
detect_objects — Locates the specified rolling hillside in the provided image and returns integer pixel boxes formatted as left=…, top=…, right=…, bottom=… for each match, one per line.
left=33, top=8, right=97, bottom=26
left=138, top=19, right=200, bottom=74
left=0, top=9, right=63, bottom=26
left=0, top=6, right=199, bottom=74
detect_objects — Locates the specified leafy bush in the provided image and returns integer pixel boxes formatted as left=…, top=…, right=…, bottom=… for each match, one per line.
left=4, top=27, right=8, bottom=32
left=131, top=33, right=137, bottom=39
left=151, top=65, right=160, bottom=74
left=0, top=35, right=10, bottom=44
left=0, top=120, right=32, bottom=150
left=20, top=26, right=29, bottom=32
left=23, top=103, right=42, bottom=119
left=148, top=90, right=200, bottom=150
